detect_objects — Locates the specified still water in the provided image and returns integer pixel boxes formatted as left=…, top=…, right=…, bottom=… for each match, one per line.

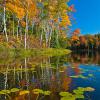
left=0, top=51, right=100, bottom=100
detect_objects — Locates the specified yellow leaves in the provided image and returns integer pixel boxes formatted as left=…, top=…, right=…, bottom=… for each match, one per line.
left=60, top=15, right=71, bottom=27
left=6, top=0, right=37, bottom=20
left=49, top=6, right=54, bottom=10
left=19, top=90, right=30, bottom=95
left=49, top=6, right=55, bottom=12
left=61, top=32, right=67, bottom=39
left=28, top=2, right=37, bottom=20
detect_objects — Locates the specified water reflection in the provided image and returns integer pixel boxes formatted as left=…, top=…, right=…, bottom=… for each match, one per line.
left=70, top=51, right=100, bottom=65
left=0, top=51, right=100, bottom=100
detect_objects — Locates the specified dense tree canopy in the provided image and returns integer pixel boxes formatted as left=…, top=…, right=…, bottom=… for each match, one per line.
left=0, top=0, right=75, bottom=49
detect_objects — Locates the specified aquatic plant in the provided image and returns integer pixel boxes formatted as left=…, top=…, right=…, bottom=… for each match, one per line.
left=0, top=87, right=95, bottom=100
left=59, top=87, right=95, bottom=100
left=70, top=74, right=88, bottom=79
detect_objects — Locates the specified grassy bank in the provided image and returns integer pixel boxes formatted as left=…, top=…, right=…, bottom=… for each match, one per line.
left=0, top=46, right=71, bottom=58
left=18, top=48, right=71, bottom=57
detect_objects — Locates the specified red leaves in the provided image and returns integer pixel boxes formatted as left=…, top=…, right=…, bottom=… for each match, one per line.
left=69, top=4, right=76, bottom=12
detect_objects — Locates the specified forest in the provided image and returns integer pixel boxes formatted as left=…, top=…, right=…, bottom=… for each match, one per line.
left=0, top=0, right=73, bottom=50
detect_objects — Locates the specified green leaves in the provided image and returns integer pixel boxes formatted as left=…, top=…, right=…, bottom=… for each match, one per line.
left=0, top=90, right=11, bottom=94
left=43, top=91, right=51, bottom=95
left=70, top=75, right=87, bottom=79
left=61, top=96, right=75, bottom=100
left=10, top=88, right=20, bottom=92
left=0, top=87, right=95, bottom=100
left=59, top=92, right=75, bottom=100
left=32, top=89, right=51, bottom=95
left=59, top=87, right=95, bottom=100
left=32, top=89, right=44, bottom=94
left=59, top=92, right=72, bottom=97
left=0, top=88, right=20, bottom=95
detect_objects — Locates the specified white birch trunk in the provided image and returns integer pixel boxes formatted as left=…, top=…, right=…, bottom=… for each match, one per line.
left=17, top=20, right=19, bottom=39
left=13, top=15, right=15, bottom=36
left=3, top=2, right=8, bottom=42
left=25, top=13, right=28, bottom=49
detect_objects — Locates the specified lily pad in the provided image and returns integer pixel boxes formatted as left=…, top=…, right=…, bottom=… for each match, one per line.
left=43, top=91, right=51, bottom=95
left=88, top=74, right=93, bottom=77
left=59, top=92, right=72, bottom=97
left=75, top=94, right=84, bottom=99
left=70, top=75, right=79, bottom=78
left=73, top=89, right=84, bottom=95
left=0, top=91, right=7, bottom=94
left=10, top=88, right=20, bottom=92
left=84, top=87, right=95, bottom=92
left=33, top=89, right=44, bottom=94
left=1, top=90, right=11, bottom=94
left=61, top=96, right=76, bottom=100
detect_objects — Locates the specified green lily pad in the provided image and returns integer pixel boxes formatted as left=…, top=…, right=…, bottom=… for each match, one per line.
left=70, top=75, right=79, bottom=78
left=33, top=89, right=44, bottom=94
left=75, top=94, right=84, bottom=99
left=1, top=90, right=11, bottom=94
left=84, top=87, right=95, bottom=92
left=73, top=89, right=84, bottom=95
left=0, top=91, right=6, bottom=94
left=10, top=88, right=20, bottom=92
left=59, top=92, right=72, bottom=97
left=61, top=96, right=76, bottom=100
left=43, top=91, right=51, bottom=95
left=88, top=74, right=93, bottom=77
left=78, top=75, right=87, bottom=79
left=77, top=87, right=85, bottom=91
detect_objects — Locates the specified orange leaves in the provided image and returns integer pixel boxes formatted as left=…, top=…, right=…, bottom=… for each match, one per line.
left=20, top=21, right=26, bottom=27
left=6, top=0, right=37, bottom=20
left=73, top=29, right=80, bottom=35
left=6, top=2, right=25, bottom=19
left=79, top=36, right=87, bottom=44
left=71, top=35, right=79, bottom=41
left=28, top=2, right=37, bottom=20
left=71, top=29, right=80, bottom=42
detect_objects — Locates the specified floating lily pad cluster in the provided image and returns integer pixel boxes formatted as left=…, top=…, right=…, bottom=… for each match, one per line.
left=70, top=73, right=94, bottom=79
left=0, top=87, right=95, bottom=100
left=32, top=89, right=51, bottom=95
left=0, top=88, right=20, bottom=95
left=59, top=87, right=95, bottom=100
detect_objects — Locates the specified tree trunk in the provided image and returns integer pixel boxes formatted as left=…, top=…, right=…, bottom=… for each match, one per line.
left=13, top=15, right=15, bottom=36
left=17, top=19, right=20, bottom=39
left=25, top=13, right=28, bottom=49
left=3, top=1, right=8, bottom=42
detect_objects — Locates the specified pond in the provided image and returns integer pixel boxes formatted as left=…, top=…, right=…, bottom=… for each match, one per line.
left=0, top=51, right=100, bottom=100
